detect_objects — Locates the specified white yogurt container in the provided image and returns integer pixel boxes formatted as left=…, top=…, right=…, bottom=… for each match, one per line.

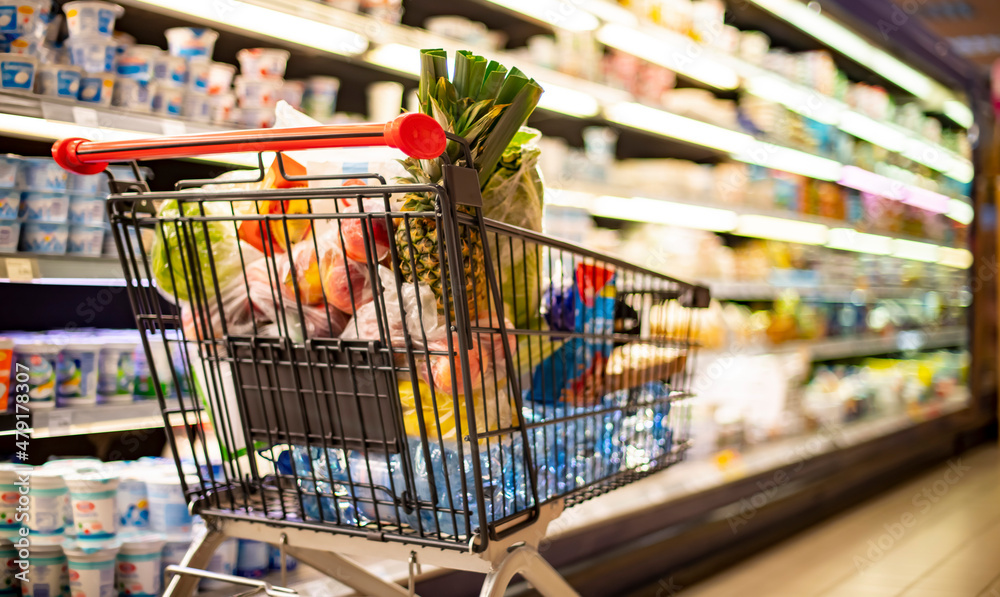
left=67, top=35, right=117, bottom=73
left=97, top=342, right=137, bottom=403
left=186, top=57, right=211, bottom=93
left=144, top=472, right=192, bottom=539
left=68, top=195, right=104, bottom=225
left=17, top=158, right=66, bottom=192
left=302, top=75, right=339, bottom=122
left=42, top=459, right=101, bottom=539
left=0, top=188, right=18, bottom=220
left=115, top=471, right=148, bottom=531
left=115, top=44, right=159, bottom=81
left=65, top=471, right=119, bottom=543
left=63, top=1, right=123, bottom=37
left=236, top=47, right=289, bottom=79
left=164, top=27, right=218, bottom=59
left=116, top=533, right=163, bottom=597
left=278, top=79, right=305, bottom=110
left=36, top=64, right=84, bottom=98
left=68, top=224, right=105, bottom=256
left=111, top=77, right=152, bottom=112
left=67, top=172, right=105, bottom=195
left=64, top=542, right=119, bottom=597
left=0, top=540, right=17, bottom=594
left=0, top=464, right=32, bottom=537
left=56, top=343, right=100, bottom=405
left=19, top=222, right=69, bottom=254
left=151, top=54, right=185, bottom=87
left=206, top=61, right=234, bottom=95
left=0, top=52, right=36, bottom=91
left=181, top=91, right=210, bottom=122
left=0, top=155, right=20, bottom=188
left=12, top=343, right=59, bottom=408
left=236, top=106, right=275, bottom=129
left=0, top=0, right=46, bottom=37
left=151, top=85, right=183, bottom=116
left=235, top=539, right=269, bottom=578
left=77, top=72, right=115, bottom=106
left=19, top=191, right=68, bottom=222
left=234, top=75, right=282, bottom=108
left=0, top=220, right=20, bottom=252
left=21, top=542, right=68, bottom=597
left=26, top=469, right=68, bottom=536
left=209, top=92, right=235, bottom=124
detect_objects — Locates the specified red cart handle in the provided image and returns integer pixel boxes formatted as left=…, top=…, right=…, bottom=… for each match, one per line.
left=52, top=112, right=447, bottom=175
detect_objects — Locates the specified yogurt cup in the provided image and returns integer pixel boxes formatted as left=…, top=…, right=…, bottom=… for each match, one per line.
left=68, top=195, right=105, bottom=225
left=151, top=54, right=185, bottom=87
left=0, top=52, right=35, bottom=90
left=65, top=472, right=119, bottom=542
left=208, top=92, right=235, bottom=124
left=17, top=158, right=66, bottom=192
left=56, top=343, right=100, bottom=405
left=0, top=220, right=19, bottom=252
left=144, top=472, right=192, bottom=539
left=111, top=77, right=152, bottom=112
left=164, top=27, right=218, bottom=59
left=68, top=224, right=105, bottom=256
left=186, top=57, right=211, bottom=92
left=42, top=460, right=102, bottom=535
left=181, top=91, right=209, bottom=122
left=115, top=471, right=148, bottom=531
left=67, top=35, right=117, bottom=73
left=151, top=85, right=182, bottom=116
left=302, top=75, right=339, bottom=122
left=36, top=63, right=83, bottom=97
left=21, top=543, right=68, bottom=597
left=97, top=342, right=137, bottom=403
left=4, top=33, right=41, bottom=56
left=0, top=0, right=45, bottom=37
left=112, top=30, right=134, bottom=55
left=26, top=469, right=68, bottom=536
left=77, top=72, right=115, bottom=105
left=12, top=343, right=59, bottom=408
left=269, top=543, right=297, bottom=572
left=205, top=60, right=234, bottom=95
left=0, top=464, right=32, bottom=537
left=19, top=221, right=67, bottom=254
left=19, top=191, right=68, bottom=222
left=0, top=188, right=18, bottom=219
left=199, top=537, right=237, bottom=590
left=278, top=79, right=304, bottom=110
left=116, top=533, right=164, bottom=597
left=0, top=540, right=17, bottom=593
left=0, top=155, right=19, bottom=188
left=67, top=172, right=106, bottom=195
left=63, top=1, right=123, bottom=37
left=115, top=43, right=158, bottom=81
left=236, top=47, right=289, bottom=79
left=234, top=75, right=282, bottom=108
left=236, top=106, right=274, bottom=128
left=64, top=542, right=119, bottom=597
left=235, top=539, right=268, bottom=578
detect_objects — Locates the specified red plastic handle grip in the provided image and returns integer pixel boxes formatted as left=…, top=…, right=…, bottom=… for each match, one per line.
left=52, top=112, right=446, bottom=175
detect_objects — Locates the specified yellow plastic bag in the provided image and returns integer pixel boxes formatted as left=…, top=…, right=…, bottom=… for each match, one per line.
left=397, top=379, right=517, bottom=442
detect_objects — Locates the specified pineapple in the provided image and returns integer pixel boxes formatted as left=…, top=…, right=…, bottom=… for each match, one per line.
left=394, top=49, right=543, bottom=320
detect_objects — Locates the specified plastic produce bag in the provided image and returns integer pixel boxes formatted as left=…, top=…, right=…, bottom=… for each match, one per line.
left=341, top=266, right=443, bottom=343
left=150, top=199, right=243, bottom=303
left=481, top=128, right=544, bottom=329
left=316, top=229, right=373, bottom=315
left=397, top=379, right=515, bottom=443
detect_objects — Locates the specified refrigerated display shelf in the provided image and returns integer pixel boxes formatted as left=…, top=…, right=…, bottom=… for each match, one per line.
left=0, top=400, right=197, bottom=439
left=732, top=326, right=968, bottom=361
left=708, top=281, right=955, bottom=302
left=0, top=253, right=125, bottom=284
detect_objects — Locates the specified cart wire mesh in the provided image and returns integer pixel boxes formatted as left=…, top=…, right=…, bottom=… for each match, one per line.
left=104, top=147, right=708, bottom=553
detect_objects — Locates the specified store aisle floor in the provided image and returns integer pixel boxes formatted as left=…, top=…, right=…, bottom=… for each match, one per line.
left=682, top=443, right=1000, bottom=597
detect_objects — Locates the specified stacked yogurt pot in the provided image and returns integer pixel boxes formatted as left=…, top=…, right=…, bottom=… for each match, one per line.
left=149, top=26, right=232, bottom=123
left=0, top=0, right=55, bottom=94
left=234, top=47, right=290, bottom=128
left=63, top=0, right=124, bottom=106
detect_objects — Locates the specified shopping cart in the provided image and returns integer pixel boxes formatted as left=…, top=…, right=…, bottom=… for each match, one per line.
left=53, top=113, right=710, bottom=597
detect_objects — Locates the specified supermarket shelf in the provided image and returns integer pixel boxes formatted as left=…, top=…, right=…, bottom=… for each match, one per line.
left=0, top=90, right=255, bottom=168
left=0, top=252, right=126, bottom=284
left=771, top=327, right=967, bottom=361
left=0, top=400, right=198, bottom=439
left=708, top=281, right=949, bottom=302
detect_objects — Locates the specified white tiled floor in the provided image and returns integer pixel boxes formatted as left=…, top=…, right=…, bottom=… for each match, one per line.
left=682, top=444, right=1000, bottom=597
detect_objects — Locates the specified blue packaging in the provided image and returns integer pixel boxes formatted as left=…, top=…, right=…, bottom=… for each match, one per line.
left=68, top=196, right=104, bottom=225
left=116, top=473, right=149, bottom=530
left=68, top=224, right=104, bottom=255
left=19, top=222, right=68, bottom=254
left=67, top=172, right=106, bottom=195
left=17, top=158, right=66, bottom=192
left=64, top=1, right=123, bottom=37
left=145, top=473, right=192, bottom=538
left=19, top=191, right=68, bottom=222
left=235, top=540, right=269, bottom=579
left=13, top=342, right=59, bottom=408
left=57, top=344, right=100, bottom=406
left=0, top=188, right=18, bottom=219
left=78, top=73, right=114, bottom=105
left=67, top=36, right=117, bottom=73
left=36, top=64, right=83, bottom=98
left=268, top=545, right=298, bottom=572
left=0, top=220, right=20, bottom=252
left=0, top=155, right=19, bottom=188
left=0, top=55, right=35, bottom=90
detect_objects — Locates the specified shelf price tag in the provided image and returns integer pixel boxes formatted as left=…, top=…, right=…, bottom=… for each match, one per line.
left=72, top=107, right=100, bottom=128
left=46, top=411, right=72, bottom=436
left=5, top=258, right=35, bottom=282
left=162, top=120, right=186, bottom=136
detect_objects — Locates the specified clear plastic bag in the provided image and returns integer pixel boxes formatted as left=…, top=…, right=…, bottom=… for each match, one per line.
left=341, top=267, right=443, bottom=344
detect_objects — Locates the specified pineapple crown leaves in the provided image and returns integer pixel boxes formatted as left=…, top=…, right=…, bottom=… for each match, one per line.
left=400, top=48, right=543, bottom=192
